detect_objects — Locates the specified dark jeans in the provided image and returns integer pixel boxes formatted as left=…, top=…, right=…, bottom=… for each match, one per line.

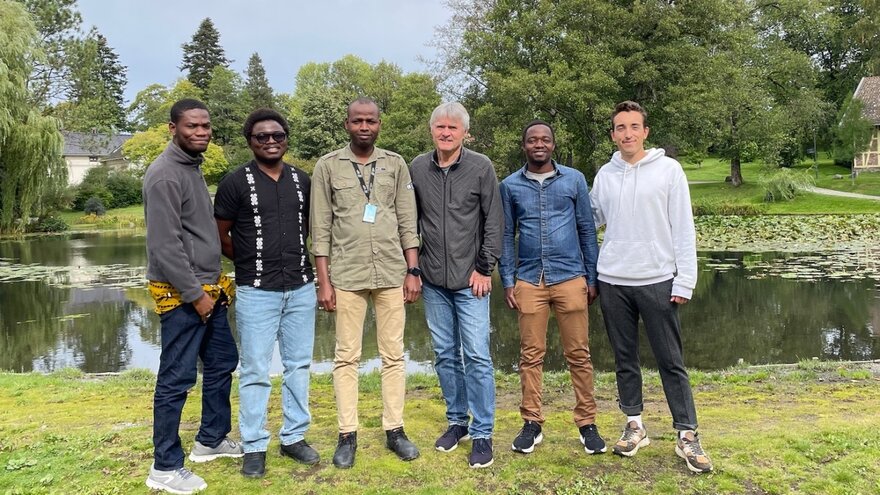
left=153, top=299, right=239, bottom=470
left=598, top=279, right=698, bottom=431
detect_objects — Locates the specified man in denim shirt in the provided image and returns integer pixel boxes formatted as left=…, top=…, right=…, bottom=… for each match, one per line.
left=500, top=120, right=606, bottom=456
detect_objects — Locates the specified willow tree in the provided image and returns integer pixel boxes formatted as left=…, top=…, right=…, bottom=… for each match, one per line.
left=0, top=0, right=66, bottom=233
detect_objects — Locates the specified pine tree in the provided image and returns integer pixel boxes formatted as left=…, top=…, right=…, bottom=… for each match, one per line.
left=180, top=18, right=229, bottom=91
left=57, top=29, right=127, bottom=131
left=95, top=33, right=127, bottom=128
left=245, top=52, right=275, bottom=109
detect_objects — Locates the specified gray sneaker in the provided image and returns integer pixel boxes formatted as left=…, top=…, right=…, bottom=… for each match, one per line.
left=145, top=465, right=207, bottom=494
left=188, top=437, right=244, bottom=462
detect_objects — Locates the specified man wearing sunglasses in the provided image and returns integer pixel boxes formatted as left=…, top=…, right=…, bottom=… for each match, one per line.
left=215, top=109, right=318, bottom=478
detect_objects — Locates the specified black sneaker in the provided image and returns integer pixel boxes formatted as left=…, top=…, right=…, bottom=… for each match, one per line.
left=240, top=451, right=266, bottom=478
left=578, top=424, right=607, bottom=454
left=469, top=438, right=494, bottom=468
left=386, top=427, right=420, bottom=461
left=435, top=424, right=471, bottom=452
left=511, top=421, right=543, bottom=454
left=332, top=432, right=357, bottom=469
left=280, top=439, right=320, bottom=465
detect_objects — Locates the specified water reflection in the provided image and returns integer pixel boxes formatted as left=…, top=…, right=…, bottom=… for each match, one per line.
left=1, top=234, right=878, bottom=373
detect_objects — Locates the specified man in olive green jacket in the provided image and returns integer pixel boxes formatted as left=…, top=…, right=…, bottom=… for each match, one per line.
left=310, top=97, right=421, bottom=469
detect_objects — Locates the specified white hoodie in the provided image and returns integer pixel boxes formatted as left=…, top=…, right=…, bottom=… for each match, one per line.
left=589, top=148, right=697, bottom=299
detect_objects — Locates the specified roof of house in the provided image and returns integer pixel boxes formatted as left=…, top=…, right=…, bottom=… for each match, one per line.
left=854, top=76, right=880, bottom=125
left=62, top=131, right=132, bottom=157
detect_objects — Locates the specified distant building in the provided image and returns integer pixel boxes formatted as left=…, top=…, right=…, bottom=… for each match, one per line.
left=853, top=76, right=880, bottom=172
left=62, top=131, right=132, bottom=185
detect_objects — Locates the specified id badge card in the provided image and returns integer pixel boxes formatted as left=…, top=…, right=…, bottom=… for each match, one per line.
left=363, top=203, right=378, bottom=223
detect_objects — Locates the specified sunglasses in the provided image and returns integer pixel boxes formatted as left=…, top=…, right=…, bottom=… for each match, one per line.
left=251, top=132, right=288, bottom=144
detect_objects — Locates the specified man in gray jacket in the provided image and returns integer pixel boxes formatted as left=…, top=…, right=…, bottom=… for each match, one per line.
left=143, top=99, right=242, bottom=494
left=409, top=102, right=503, bottom=469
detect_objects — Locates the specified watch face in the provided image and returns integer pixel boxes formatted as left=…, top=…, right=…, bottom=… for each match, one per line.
left=408, top=267, right=422, bottom=276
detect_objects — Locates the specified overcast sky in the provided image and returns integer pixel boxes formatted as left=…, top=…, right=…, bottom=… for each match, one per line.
left=76, top=0, right=454, bottom=103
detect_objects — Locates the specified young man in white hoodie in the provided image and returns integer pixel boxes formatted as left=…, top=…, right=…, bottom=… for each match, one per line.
left=590, top=100, right=712, bottom=473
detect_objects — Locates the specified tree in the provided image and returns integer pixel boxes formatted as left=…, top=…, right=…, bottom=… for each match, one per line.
left=204, top=66, right=247, bottom=146
left=16, top=0, right=82, bottom=107
left=436, top=0, right=832, bottom=184
left=244, top=52, right=275, bottom=109
left=179, top=18, right=229, bottom=91
left=122, top=124, right=229, bottom=183
left=832, top=94, right=874, bottom=165
left=53, top=28, right=128, bottom=131
left=289, top=86, right=350, bottom=160
left=366, top=61, right=403, bottom=112
left=285, top=55, right=438, bottom=160
left=0, top=0, right=67, bottom=232
left=378, top=73, right=441, bottom=161
left=127, top=79, right=202, bottom=131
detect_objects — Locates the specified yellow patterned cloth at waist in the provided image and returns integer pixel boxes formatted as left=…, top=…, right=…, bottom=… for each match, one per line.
left=148, top=274, right=236, bottom=315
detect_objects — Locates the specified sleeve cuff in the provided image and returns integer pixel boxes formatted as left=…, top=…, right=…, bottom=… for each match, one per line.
left=671, top=284, right=693, bottom=300
left=311, top=241, right=330, bottom=257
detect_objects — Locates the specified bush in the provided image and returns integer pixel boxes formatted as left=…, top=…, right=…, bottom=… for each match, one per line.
left=692, top=201, right=767, bottom=216
left=105, top=173, right=142, bottom=207
left=760, top=168, right=815, bottom=202
left=27, top=215, right=69, bottom=233
left=73, top=165, right=141, bottom=210
left=84, top=196, right=107, bottom=216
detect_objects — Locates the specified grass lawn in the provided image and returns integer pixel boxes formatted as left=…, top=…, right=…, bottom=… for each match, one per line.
left=57, top=205, right=145, bottom=231
left=682, top=155, right=880, bottom=197
left=1, top=364, right=878, bottom=494
left=689, top=183, right=880, bottom=214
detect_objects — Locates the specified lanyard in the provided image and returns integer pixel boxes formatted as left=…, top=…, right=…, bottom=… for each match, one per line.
left=351, top=161, right=376, bottom=200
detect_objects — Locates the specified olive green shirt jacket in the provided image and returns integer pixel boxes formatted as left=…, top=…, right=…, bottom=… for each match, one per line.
left=310, top=145, right=420, bottom=291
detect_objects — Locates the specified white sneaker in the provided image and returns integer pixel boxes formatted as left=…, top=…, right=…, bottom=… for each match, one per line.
left=145, top=465, right=207, bottom=494
left=188, top=437, right=244, bottom=462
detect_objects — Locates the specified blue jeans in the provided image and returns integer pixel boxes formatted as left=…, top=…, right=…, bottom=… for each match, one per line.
left=236, top=284, right=316, bottom=453
left=153, top=299, right=238, bottom=470
left=422, top=280, right=495, bottom=439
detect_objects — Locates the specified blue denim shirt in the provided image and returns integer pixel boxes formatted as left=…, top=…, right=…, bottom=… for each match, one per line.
left=499, top=163, right=599, bottom=288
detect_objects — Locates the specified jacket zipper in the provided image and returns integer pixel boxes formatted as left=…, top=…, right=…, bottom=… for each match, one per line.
left=442, top=168, right=448, bottom=287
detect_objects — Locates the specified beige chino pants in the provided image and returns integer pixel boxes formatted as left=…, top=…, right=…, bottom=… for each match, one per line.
left=333, top=287, right=406, bottom=433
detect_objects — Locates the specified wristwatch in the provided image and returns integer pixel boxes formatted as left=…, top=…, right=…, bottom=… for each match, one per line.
left=407, top=267, right=422, bottom=277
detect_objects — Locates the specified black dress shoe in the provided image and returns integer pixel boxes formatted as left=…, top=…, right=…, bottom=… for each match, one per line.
left=386, top=427, right=420, bottom=461
left=280, top=439, right=320, bottom=465
left=241, top=451, right=266, bottom=478
left=332, top=432, right=357, bottom=469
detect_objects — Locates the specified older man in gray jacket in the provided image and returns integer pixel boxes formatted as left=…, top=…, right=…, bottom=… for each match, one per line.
left=409, top=102, right=503, bottom=469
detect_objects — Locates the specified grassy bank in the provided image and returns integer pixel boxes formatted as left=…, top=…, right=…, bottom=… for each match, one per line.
left=1, top=363, right=878, bottom=494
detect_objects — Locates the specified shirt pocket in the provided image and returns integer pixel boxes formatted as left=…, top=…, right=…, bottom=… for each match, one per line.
left=374, top=174, right=396, bottom=206
left=331, top=176, right=362, bottom=205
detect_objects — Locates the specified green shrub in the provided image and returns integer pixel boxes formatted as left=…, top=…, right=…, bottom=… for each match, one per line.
left=74, top=165, right=141, bottom=210
left=27, top=215, right=69, bottom=233
left=105, top=173, right=142, bottom=207
left=692, top=201, right=767, bottom=216
left=761, top=168, right=815, bottom=202
left=84, top=197, right=107, bottom=216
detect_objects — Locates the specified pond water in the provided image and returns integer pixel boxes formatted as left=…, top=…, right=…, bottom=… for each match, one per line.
left=1, top=232, right=878, bottom=374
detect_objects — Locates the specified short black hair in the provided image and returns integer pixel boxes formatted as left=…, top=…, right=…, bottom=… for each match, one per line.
left=242, top=108, right=290, bottom=140
left=611, top=100, right=648, bottom=128
left=521, top=119, right=555, bottom=144
left=170, top=99, right=208, bottom=124
left=347, top=97, right=380, bottom=119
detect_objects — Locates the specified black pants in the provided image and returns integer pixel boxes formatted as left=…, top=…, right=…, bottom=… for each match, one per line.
left=598, top=279, right=698, bottom=431
left=153, top=300, right=239, bottom=470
